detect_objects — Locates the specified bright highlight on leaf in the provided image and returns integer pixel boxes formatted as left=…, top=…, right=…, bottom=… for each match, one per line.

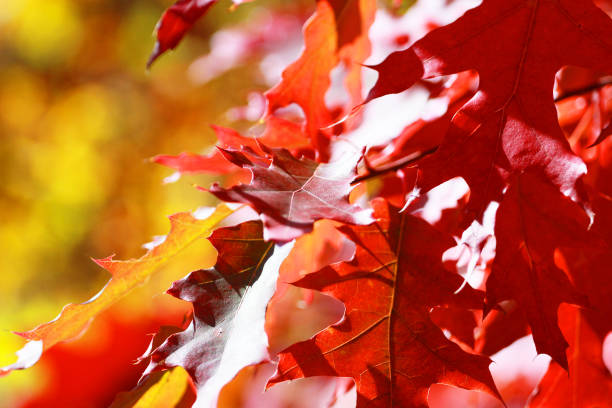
left=140, top=221, right=293, bottom=408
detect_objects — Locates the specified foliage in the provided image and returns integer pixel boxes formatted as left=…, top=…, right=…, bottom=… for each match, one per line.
left=2, top=0, right=612, bottom=407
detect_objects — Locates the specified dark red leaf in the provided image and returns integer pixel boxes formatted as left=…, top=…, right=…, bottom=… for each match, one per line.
left=366, top=0, right=612, bottom=222
left=148, top=0, right=218, bottom=68
left=208, top=145, right=373, bottom=242
left=485, top=171, right=593, bottom=368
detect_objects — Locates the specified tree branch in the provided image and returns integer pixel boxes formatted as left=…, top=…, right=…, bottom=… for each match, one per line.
left=352, top=147, right=438, bottom=185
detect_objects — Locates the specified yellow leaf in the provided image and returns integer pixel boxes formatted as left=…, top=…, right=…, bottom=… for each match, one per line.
left=110, top=367, right=194, bottom=408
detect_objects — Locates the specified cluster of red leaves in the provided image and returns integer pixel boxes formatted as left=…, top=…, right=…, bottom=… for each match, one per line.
left=4, top=0, right=612, bottom=407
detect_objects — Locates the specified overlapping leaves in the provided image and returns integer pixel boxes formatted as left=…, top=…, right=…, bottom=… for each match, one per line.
left=2, top=205, right=232, bottom=376
left=269, top=199, right=501, bottom=407
left=209, top=144, right=373, bottom=242
left=5, top=0, right=612, bottom=407
left=367, top=0, right=612, bottom=221
left=139, top=221, right=292, bottom=408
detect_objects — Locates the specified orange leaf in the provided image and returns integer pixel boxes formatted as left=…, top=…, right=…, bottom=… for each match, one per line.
left=1, top=204, right=233, bottom=375
left=269, top=199, right=501, bottom=406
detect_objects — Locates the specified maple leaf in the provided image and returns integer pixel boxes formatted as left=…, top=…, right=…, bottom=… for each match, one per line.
left=208, top=144, right=373, bottom=242
left=148, top=0, right=252, bottom=68
left=485, top=171, right=593, bottom=368
left=1, top=205, right=233, bottom=375
left=269, top=199, right=501, bottom=407
left=366, top=0, right=612, bottom=221
left=141, top=221, right=293, bottom=408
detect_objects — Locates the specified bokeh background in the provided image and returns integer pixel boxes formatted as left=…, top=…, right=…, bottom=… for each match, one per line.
left=0, top=0, right=311, bottom=406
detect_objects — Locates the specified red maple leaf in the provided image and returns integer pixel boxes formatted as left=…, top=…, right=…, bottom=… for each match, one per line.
left=269, top=198, right=501, bottom=407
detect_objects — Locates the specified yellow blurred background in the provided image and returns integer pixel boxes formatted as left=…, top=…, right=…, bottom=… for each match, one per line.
left=0, top=0, right=298, bottom=405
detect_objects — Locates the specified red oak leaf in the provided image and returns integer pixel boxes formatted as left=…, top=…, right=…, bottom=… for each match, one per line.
left=565, top=193, right=612, bottom=337
left=334, top=0, right=377, bottom=120
left=269, top=199, right=501, bottom=407
left=429, top=306, right=478, bottom=349
left=152, top=151, right=238, bottom=175
left=279, top=219, right=355, bottom=283
left=152, top=121, right=310, bottom=181
left=474, top=301, right=530, bottom=357
left=529, top=193, right=612, bottom=406
left=328, top=0, right=364, bottom=50
left=366, top=0, right=612, bottom=222
left=208, top=145, right=373, bottom=242
left=528, top=305, right=612, bottom=407
left=255, top=116, right=311, bottom=151
left=264, top=0, right=337, bottom=159
left=580, top=128, right=612, bottom=198
left=485, top=171, right=593, bottom=369
left=149, top=0, right=218, bottom=68
left=148, top=0, right=252, bottom=68
left=558, top=88, right=611, bottom=148
left=142, top=221, right=293, bottom=408
left=110, top=367, right=196, bottom=408
left=265, top=0, right=375, bottom=159
left=368, top=72, right=477, bottom=167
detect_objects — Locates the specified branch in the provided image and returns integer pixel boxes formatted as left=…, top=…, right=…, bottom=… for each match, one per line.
left=352, top=147, right=438, bottom=185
